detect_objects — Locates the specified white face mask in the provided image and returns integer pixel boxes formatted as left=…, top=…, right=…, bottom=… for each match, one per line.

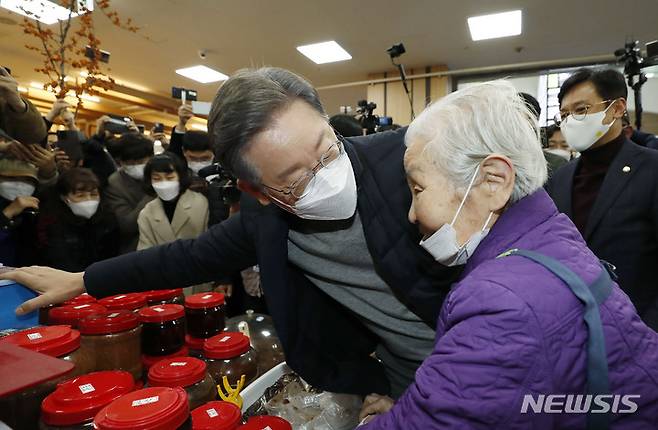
left=66, top=199, right=99, bottom=219
left=123, top=164, right=146, bottom=180
left=152, top=180, right=180, bottom=201
left=0, top=181, right=36, bottom=201
left=188, top=160, right=213, bottom=175
left=560, top=103, right=616, bottom=152
left=545, top=148, right=572, bottom=161
left=269, top=150, right=357, bottom=221
left=419, top=165, right=494, bottom=267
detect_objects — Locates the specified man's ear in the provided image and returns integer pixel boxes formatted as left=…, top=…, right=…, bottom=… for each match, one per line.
left=237, top=179, right=271, bottom=206
left=612, top=99, right=627, bottom=119
left=480, top=155, right=515, bottom=212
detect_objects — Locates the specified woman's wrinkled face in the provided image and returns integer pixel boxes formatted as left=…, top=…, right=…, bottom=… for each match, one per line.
left=404, top=138, right=494, bottom=245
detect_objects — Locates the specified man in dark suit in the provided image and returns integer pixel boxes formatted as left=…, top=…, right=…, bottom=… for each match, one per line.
left=546, top=68, right=658, bottom=330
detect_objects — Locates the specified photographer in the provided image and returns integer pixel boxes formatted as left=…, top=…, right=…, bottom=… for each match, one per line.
left=0, top=66, right=47, bottom=144
left=168, top=103, right=195, bottom=159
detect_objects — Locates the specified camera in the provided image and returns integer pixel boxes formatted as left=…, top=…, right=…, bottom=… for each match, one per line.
left=198, top=163, right=241, bottom=225
left=356, top=100, right=380, bottom=134
left=614, top=40, right=658, bottom=130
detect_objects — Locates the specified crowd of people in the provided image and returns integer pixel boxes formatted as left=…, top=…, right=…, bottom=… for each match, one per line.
left=2, top=62, right=658, bottom=428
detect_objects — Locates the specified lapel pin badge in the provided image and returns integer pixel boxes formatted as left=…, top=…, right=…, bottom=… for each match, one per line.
left=622, top=166, right=631, bottom=173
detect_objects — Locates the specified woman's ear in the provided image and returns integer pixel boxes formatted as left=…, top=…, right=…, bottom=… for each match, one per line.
left=236, top=179, right=271, bottom=206
left=480, top=155, right=515, bottom=212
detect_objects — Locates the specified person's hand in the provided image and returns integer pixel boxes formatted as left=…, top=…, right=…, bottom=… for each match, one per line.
left=177, top=104, right=194, bottom=131
left=45, top=98, right=71, bottom=122
left=358, top=394, right=395, bottom=422
left=54, top=149, right=73, bottom=172
left=2, top=196, right=39, bottom=219
left=0, top=267, right=86, bottom=315
left=126, top=119, right=139, bottom=133
left=0, top=66, right=25, bottom=112
left=61, top=109, right=78, bottom=130
left=22, top=143, right=57, bottom=179
left=151, top=131, right=169, bottom=145
left=214, top=283, right=233, bottom=298
left=96, top=115, right=111, bottom=137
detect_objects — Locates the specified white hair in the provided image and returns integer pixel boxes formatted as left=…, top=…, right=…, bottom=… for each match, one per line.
left=406, top=80, right=548, bottom=203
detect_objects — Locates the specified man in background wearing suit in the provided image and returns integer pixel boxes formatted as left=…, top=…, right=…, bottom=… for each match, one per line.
left=546, top=68, right=658, bottom=331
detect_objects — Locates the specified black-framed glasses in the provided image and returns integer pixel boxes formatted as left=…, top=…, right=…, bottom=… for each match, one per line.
left=262, top=134, right=345, bottom=200
left=554, top=99, right=615, bottom=125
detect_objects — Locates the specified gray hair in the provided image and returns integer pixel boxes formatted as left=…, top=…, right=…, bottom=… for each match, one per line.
left=208, top=67, right=326, bottom=185
left=406, top=80, right=547, bottom=203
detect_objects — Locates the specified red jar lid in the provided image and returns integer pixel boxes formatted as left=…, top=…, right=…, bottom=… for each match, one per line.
left=64, top=293, right=97, bottom=306
left=93, top=386, right=189, bottom=430
left=144, top=289, right=183, bottom=303
left=191, top=401, right=242, bottom=430
left=41, top=371, right=135, bottom=426
left=239, top=416, right=292, bottom=430
left=49, top=303, right=108, bottom=327
left=0, top=325, right=80, bottom=357
left=185, top=335, right=206, bottom=351
left=185, top=292, right=225, bottom=309
left=139, top=304, right=185, bottom=324
left=203, top=332, right=250, bottom=360
left=148, top=356, right=207, bottom=388
left=142, top=346, right=189, bottom=370
left=98, top=293, right=147, bottom=311
left=79, top=311, right=140, bottom=335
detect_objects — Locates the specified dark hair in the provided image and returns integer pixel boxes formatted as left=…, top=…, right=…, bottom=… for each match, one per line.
left=56, top=167, right=99, bottom=196
left=116, top=133, right=154, bottom=162
left=143, top=152, right=190, bottom=193
left=208, top=67, right=326, bottom=185
left=329, top=114, right=363, bottom=137
left=545, top=124, right=562, bottom=140
left=518, top=92, right=541, bottom=120
left=182, top=131, right=212, bottom=152
left=558, top=68, right=628, bottom=106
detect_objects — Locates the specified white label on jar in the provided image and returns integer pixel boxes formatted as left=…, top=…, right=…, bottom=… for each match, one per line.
left=219, top=336, right=231, bottom=343
left=27, top=332, right=42, bottom=340
left=131, top=396, right=159, bottom=407
left=206, top=408, right=218, bottom=418
left=170, top=362, right=187, bottom=367
left=114, top=295, right=127, bottom=300
left=108, top=312, right=120, bottom=318
left=153, top=307, right=165, bottom=312
left=202, top=294, right=213, bottom=299
left=74, top=304, right=91, bottom=309
left=78, top=383, right=95, bottom=394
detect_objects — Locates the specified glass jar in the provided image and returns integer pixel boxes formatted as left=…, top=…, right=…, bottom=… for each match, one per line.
left=139, top=304, right=186, bottom=356
left=0, top=326, right=94, bottom=430
left=225, top=311, right=285, bottom=376
left=185, top=292, right=226, bottom=339
left=39, top=370, right=136, bottom=430
left=98, top=293, right=147, bottom=313
left=238, top=416, right=292, bottom=430
left=144, top=289, right=185, bottom=306
left=48, top=303, right=108, bottom=329
left=147, top=357, right=217, bottom=410
left=202, top=332, right=258, bottom=388
left=185, top=335, right=205, bottom=358
left=191, top=401, right=242, bottom=430
left=78, top=311, right=143, bottom=381
left=142, top=346, right=190, bottom=378
left=93, top=387, right=192, bottom=430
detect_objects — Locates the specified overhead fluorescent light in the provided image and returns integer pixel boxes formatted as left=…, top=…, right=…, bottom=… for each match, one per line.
left=296, top=41, right=352, bottom=64
left=175, top=65, right=228, bottom=84
left=0, top=0, right=93, bottom=25
left=190, top=123, right=208, bottom=131
left=647, top=73, right=655, bottom=79
left=30, top=81, right=44, bottom=89
left=467, top=10, right=522, bottom=41
left=17, top=86, right=27, bottom=93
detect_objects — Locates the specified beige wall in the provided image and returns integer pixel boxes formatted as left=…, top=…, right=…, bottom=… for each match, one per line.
left=317, top=86, right=368, bottom=116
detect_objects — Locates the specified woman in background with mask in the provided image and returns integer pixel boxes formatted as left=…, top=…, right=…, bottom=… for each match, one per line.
left=358, top=81, right=658, bottom=429
left=36, top=167, right=119, bottom=272
left=137, top=153, right=212, bottom=295
left=0, top=158, right=40, bottom=266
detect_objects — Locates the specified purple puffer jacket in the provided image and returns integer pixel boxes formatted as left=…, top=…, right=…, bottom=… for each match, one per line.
left=363, top=189, right=658, bottom=429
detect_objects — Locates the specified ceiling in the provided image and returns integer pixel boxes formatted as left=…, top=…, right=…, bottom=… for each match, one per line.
left=1, top=0, right=657, bottom=103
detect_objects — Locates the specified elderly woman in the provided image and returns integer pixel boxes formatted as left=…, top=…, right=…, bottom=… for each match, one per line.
left=358, top=81, right=658, bottom=429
